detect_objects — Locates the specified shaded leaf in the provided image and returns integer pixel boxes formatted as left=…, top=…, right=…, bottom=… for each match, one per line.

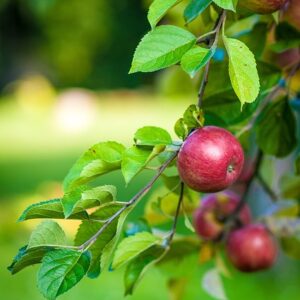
left=255, top=98, right=297, bottom=158
left=184, top=0, right=212, bottom=23
left=130, top=25, right=196, bottom=73
left=37, top=249, right=90, bottom=300
left=280, top=175, right=300, bottom=200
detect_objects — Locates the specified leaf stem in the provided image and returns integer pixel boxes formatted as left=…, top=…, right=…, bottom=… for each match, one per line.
left=198, top=10, right=226, bottom=108
left=78, top=151, right=178, bottom=251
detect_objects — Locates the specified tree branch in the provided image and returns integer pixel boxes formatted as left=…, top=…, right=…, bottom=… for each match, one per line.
left=256, top=173, right=279, bottom=202
left=78, top=151, right=178, bottom=251
left=197, top=10, right=226, bottom=108
left=166, top=182, right=184, bottom=244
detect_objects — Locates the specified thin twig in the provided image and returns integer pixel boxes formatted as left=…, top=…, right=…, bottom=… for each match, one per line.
left=198, top=10, right=226, bottom=108
left=78, top=151, right=178, bottom=251
left=256, top=173, right=279, bottom=202
left=166, top=182, right=185, bottom=244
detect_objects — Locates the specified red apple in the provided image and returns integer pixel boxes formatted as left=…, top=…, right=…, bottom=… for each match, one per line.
left=226, top=224, right=278, bottom=272
left=239, top=0, right=288, bottom=14
left=177, top=126, right=244, bottom=193
left=193, top=191, right=252, bottom=240
left=283, top=0, right=300, bottom=30
left=275, top=48, right=300, bottom=69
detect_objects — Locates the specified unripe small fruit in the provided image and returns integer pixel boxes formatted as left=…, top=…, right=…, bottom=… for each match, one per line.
left=194, top=191, right=251, bottom=240
left=239, top=0, right=288, bottom=14
left=177, top=126, right=244, bottom=193
left=226, top=224, right=277, bottom=272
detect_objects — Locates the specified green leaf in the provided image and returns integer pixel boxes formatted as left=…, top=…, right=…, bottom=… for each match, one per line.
left=38, top=249, right=90, bottom=300
left=183, top=104, right=205, bottom=128
left=223, top=36, right=260, bottom=108
left=181, top=46, right=214, bottom=78
left=63, top=141, right=125, bottom=191
left=8, top=245, right=52, bottom=275
left=255, top=98, right=297, bottom=157
left=112, top=232, right=161, bottom=269
left=100, top=206, right=133, bottom=271
left=148, top=0, right=182, bottom=29
left=213, top=0, right=237, bottom=11
left=129, top=25, right=196, bottom=73
left=184, top=0, right=212, bottom=23
left=134, top=126, right=172, bottom=146
left=62, top=185, right=117, bottom=218
left=121, top=146, right=152, bottom=185
left=74, top=204, right=121, bottom=278
left=124, top=245, right=166, bottom=295
left=28, top=221, right=66, bottom=249
left=174, top=118, right=188, bottom=140
left=18, top=198, right=89, bottom=221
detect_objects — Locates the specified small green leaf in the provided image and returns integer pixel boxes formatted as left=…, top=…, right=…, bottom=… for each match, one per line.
left=181, top=46, right=214, bottom=78
left=184, top=0, right=212, bottom=23
left=134, top=126, right=172, bottom=146
left=18, top=198, right=88, bottom=221
left=75, top=204, right=121, bottom=278
left=62, top=185, right=117, bottom=218
left=63, top=141, right=125, bottom=191
left=148, top=0, right=182, bottom=29
left=174, top=118, right=188, bottom=140
left=281, top=175, right=300, bottom=200
left=28, top=221, right=66, bottom=249
left=124, top=245, right=166, bottom=295
left=130, top=25, right=196, bottom=73
left=112, top=232, right=161, bottom=269
left=213, top=0, right=237, bottom=11
left=38, top=249, right=90, bottom=300
left=281, top=234, right=300, bottom=259
left=121, top=146, right=152, bottom=185
left=183, top=104, right=205, bottom=128
left=8, top=246, right=52, bottom=275
left=255, top=98, right=297, bottom=158
left=223, top=36, right=260, bottom=108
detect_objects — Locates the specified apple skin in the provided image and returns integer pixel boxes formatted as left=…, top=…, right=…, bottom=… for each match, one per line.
left=193, top=191, right=252, bottom=240
left=177, top=126, right=244, bottom=193
left=239, top=0, right=288, bottom=14
left=283, top=0, right=300, bottom=30
left=226, top=224, right=278, bottom=272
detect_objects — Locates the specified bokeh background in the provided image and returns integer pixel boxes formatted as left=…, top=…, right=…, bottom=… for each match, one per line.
left=1, top=1, right=300, bottom=299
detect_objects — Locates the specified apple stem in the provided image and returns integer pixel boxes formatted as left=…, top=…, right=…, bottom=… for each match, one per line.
left=197, top=10, right=227, bottom=108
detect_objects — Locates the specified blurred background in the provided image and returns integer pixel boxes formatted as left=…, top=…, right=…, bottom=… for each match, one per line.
left=1, top=0, right=300, bottom=299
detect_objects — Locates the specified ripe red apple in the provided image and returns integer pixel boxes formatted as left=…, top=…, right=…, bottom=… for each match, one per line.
left=226, top=224, right=278, bottom=272
left=193, top=191, right=252, bottom=240
left=283, top=0, right=300, bottom=30
left=239, top=0, right=288, bottom=14
left=177, top=126, right=244, bottom=193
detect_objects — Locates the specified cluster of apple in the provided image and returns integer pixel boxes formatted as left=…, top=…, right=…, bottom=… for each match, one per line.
left=177, top=126, right=277, bottom=272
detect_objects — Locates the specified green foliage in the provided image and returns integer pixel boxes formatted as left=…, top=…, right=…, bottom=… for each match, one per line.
left=213, top=0, right=237, bottom=11
left=184, top=0, right=212, bottom=23
left=130, top=25, right=196, bottom=73
left=181, top=46, right=215, bottom=78
left=112, top=232, right=161, bottom=269
left=37, top=249, right=91, bottom=300
left=223, top=36, right=260, bottom=107
left=28, top=221, right=66, bottom=248
left=295, top=156, right=300, bottom=175
left=63, top=142, right=125, bottom=191
left=124, top=245, right=166, bottom=295
left=134, top=126, right=172, bottom=146
left=255, top=98, right=297, bottom=157
left=148, top=0, right=182, bottom=29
